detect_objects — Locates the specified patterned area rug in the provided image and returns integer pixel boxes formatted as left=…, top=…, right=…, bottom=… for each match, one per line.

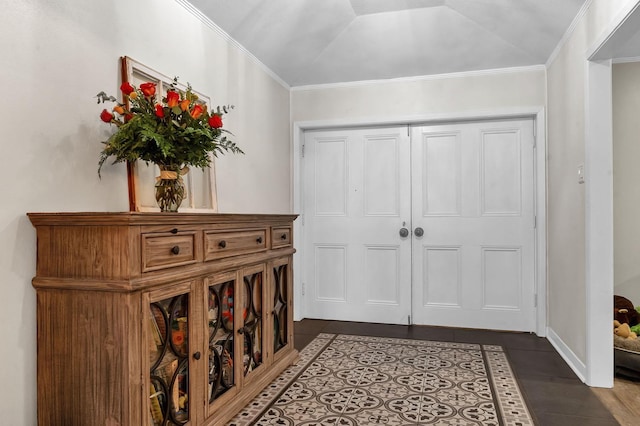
left=229, top=334, right=534, bottom=425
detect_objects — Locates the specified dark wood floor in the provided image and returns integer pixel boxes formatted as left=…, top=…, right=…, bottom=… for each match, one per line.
left=294, top=319, right=619, bottom=426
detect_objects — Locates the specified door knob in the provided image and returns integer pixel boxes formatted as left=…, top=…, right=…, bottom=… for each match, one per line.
left=399, top=228, right=409, bottom=238
left=414, top=227, right=424, bottom=237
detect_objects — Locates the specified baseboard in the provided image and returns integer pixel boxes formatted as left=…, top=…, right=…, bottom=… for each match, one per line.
left=547, top=326, right=587, bottom=383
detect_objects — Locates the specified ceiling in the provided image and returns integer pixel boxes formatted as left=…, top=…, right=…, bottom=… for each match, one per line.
left=187, top=0, right=588, bottom=87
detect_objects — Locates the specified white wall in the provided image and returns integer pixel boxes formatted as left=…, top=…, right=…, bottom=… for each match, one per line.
left=0, top=0, right=290, bottom=424
left=292, top=68, right=546, bottom=122
left=546, top=0, right=635, bottom=375
left=613, top=61, right=640, bottom=303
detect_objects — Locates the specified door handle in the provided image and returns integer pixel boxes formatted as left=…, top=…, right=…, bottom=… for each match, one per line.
left=414, top=227, right=424, bottom=237
left=399, top=228, right=409, bottom=238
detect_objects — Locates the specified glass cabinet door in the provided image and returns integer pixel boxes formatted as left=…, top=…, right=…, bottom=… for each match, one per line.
left=207, top=279, right=236, bottom=404
left=148, top=292, right=190, bottom=426
left=241, top=269, right=264, bottom=376
left=272, top=261, right=290, bottom=355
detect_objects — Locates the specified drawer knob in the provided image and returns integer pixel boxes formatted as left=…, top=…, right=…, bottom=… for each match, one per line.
left=281, top=234, right=287, bottom=240
left=171, top=245, right=180, bottom=255
left=170, top=228, right=178, bottom=234
left=256, top=237, right=263, bottom=244
left=193, top=351, right=201, bottom=360
left=219, top=240, right=227, bottom=249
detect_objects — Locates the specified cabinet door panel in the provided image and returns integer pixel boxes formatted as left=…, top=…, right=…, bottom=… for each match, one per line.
left=207, top=277, right=237, bottom=406
left=272, top=258, right=291, bottom=357
left=241, top=266, right=266, bottom=382
left=147, top=284, right=192, bottom=426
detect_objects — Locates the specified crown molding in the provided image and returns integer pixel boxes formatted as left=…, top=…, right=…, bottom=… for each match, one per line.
left=174, top=0, right=290, bottom=90
left=546, top=0, right=593, bottom=68
left=291, top=65, right=546, bottom=91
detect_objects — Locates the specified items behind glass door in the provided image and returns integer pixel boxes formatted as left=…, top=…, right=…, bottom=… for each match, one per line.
left=149, top=295, right=189, bottom=425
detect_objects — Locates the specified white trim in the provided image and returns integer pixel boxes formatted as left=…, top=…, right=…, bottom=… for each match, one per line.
left=587, top=0, right=640, bottom=61
left=613, top=56, right=640, bottom=64
left=579, top=0, right=640, bottom=390
left=547, top=327, right=587, bottom=383
left=294, top=107, right=545, bottom=131
left=293, top=108, right=548, bottom=336
left=291, top=90, right=304, bottom=321
left=546, top=0, right=593, bottom=68
left=540, top=67, right=550, bottom=337
left=291, top=66, right=546, bottom=92
left=174, top=0, right=290, bottom=90
left=584, top=59, right=614, bottom=388
left=534, top=113, right=548, bottom=337
left=292, top=121, right=304, bottom=321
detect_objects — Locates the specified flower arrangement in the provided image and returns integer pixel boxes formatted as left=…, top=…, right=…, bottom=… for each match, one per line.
left=96, top=78, right=243, bottom=178
left=96, top=78, right=243, bottom=211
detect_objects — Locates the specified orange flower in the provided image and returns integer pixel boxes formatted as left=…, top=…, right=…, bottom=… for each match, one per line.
left=129, top=91, right=138, bottom=100
left=179, top=99, right=190, bottom=111
left=167, top=90, right=180, bottom=108
left=113, top=105, right=125, bottom=115
left=190, top=104, right=204, bottom=119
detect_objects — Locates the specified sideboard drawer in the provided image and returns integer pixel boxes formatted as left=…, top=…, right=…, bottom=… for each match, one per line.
left=271, top=227, right=292, bottom=249
left=142, top=232, right=197, bottom=272
left=204, top=229, right=267, bottom=261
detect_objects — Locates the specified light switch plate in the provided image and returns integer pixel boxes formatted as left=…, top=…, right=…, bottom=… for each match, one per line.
left=577, top=164, right=585, bottom=184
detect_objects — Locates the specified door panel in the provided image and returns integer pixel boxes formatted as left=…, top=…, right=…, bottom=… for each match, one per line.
left=411, top=119, right=536, bottom=331
left=315, top=137, right=348, bottom=215
left=423, top=246, right=462, bottom=307
left=315, top=245, right=347, bottom=301
left=481, top=129, right=522, bottom=215
left=364, top=246, right=401, bottom=304
left=482, top=247, right=521, bottom=309
left=364, top=137, right=401, bottom=216
left=303, top=127, right=412, bottom=324
left=423, top=132, right=461, bottom=216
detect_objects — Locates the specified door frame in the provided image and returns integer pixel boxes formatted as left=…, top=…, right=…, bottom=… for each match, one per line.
left=582, top=0, right=640, bottom=388
left=292, top=108, right=547, bottom=337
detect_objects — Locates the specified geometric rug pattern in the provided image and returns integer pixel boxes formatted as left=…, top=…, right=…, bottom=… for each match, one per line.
left=229, top=334, right=534, bottom=425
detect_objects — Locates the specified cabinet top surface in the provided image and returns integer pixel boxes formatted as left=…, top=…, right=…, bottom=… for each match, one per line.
left=27, top=212, right=298, bottom=227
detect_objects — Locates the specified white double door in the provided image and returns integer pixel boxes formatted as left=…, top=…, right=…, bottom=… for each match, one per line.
left=302, top=119, right=536, bottom=331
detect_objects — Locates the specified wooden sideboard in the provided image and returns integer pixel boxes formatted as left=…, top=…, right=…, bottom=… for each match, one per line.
left=28, top=212, right=298, bottom=426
